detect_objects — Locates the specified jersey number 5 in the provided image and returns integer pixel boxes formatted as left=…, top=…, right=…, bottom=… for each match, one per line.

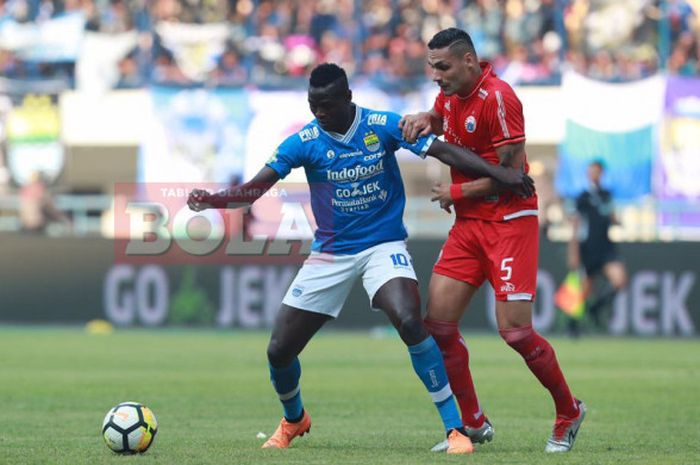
left=500, top=257, right=513, bottom=281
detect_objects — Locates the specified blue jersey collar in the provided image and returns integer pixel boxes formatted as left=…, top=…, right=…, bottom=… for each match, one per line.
left=320, top=105, right=362, bottom=144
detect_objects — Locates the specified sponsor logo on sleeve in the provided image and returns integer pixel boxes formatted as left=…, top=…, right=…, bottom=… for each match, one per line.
left=298, top=126, right=320, bottom=142
left=368, top=114, right=388, bottom=126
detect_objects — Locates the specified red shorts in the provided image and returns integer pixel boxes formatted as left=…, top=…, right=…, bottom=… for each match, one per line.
left=433, top=216, right=539, bottom=301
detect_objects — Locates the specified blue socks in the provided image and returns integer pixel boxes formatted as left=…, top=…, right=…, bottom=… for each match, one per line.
left=269, top=357, right=303, bottom=421
left=270, top=339, right=462, bottom=432
left=408, top=336, right=462, bottom=431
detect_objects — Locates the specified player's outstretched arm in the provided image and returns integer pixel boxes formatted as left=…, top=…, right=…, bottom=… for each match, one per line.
left=426, top=139, right=535, bottom=197
left=187, top=166, right=281, bottom=212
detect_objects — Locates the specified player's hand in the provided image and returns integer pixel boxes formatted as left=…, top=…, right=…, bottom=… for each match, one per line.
left=399, top=112, right=433, bottom=144
left=430, top=183, right=453, bottom=214
left=492, top=166, right=536, bottom=198
left=187, top=188, right=212, bottom=212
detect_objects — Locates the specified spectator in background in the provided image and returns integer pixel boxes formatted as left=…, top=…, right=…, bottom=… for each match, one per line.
left=150, top=47, right=189, bottom=84
left=209, top=45, right=248, bottom=85
left=456, top=0, right=504, bottom=60
left=150, top=0, right=181, bottom=22
left=587, top=49, right=617, bottom=81
left=115, top=48, right=144, bottom=88
left=317, top=30, right=354, bottom=75
left=567, top=160, right=627, bottom=336
left=361, top=49, right=390, bottom=84
left=19, top=171, right=71, bottom=234
left=97, top=0, right=133, bottom=33
left=0, top=49, right=19, bottom=77
left=667, top=0, right=696, bottom=43
left=668, top=31, right=699, bottom=75
left=2, top=0, right=699, bottom=88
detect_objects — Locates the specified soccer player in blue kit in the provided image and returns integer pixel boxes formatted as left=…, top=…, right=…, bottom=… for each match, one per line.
left=188, top=63, right=533, bottom=453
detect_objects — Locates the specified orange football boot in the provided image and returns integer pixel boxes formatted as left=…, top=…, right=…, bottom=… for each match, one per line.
left=261, top=411, right=311, bottom=449
left=446, top=428, right=474, bottom=454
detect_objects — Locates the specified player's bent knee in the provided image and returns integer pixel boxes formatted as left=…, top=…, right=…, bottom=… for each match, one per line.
left=499, top=324, right=554, bottom=363
left=499, top=324, right=534, bottom=352
left=423, top=318, right=459, bottom=342
left=266, top=339, right=294, bottom=368
left=396, top=316, right=428, bottom=346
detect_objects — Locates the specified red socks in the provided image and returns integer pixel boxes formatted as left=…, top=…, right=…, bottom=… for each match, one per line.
left=499, top=325, right=579, bottom=418
left=424, top=319, right=485, bottom=428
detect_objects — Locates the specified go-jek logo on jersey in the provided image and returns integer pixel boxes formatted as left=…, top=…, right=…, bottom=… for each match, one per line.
left=336, top=181, right=381, bottom=198
left=298, top=126, right=320, bottom=142
left=327, top=160, right=384, bottom=182
left=368, top=114, right=388, bottom=126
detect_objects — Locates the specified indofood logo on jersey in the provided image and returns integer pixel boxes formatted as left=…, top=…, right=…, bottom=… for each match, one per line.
left=363, top=131, right=381, bottom=152
left=327, top=160, right=384, bottom=182
left=465, top=115, right=477, bottom=133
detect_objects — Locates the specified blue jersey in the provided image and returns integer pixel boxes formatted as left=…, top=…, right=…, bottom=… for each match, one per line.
left=266, top=106, right=435, bottom=254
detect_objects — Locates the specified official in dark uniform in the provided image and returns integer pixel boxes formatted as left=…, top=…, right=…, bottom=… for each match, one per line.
left=567, top=160, right=627, bottom=334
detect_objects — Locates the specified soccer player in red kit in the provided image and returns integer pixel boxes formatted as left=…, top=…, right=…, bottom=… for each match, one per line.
left=400, top=28, right=586, bottom=453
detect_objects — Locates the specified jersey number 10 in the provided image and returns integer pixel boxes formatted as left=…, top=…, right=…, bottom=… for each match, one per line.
left=391, top=253, right=409, bottom=267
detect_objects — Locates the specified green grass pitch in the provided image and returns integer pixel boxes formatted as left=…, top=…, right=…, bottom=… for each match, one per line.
left=1, top=327, right=699, bottom=465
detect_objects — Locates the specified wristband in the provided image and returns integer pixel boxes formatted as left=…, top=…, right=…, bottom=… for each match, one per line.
left=449, top=183, right=463, bottom=201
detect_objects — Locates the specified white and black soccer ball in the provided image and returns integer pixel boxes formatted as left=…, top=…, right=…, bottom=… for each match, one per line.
left=102, top=402, right=158, bottom=454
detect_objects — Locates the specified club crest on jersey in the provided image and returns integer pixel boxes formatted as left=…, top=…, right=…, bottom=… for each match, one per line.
left=363, top=132, right=380, bottom=152
left=465, top=115, right=477, bottom=133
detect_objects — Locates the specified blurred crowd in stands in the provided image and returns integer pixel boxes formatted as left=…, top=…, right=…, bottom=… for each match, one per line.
left=0, top=0, right=698, bottom=88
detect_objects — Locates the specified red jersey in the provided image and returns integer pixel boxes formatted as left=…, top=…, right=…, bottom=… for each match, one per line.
left=433, top=62, right=538, bottom=222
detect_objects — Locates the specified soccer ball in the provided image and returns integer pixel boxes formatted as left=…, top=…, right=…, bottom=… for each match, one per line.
left=102, top=402, right=158, bottom=454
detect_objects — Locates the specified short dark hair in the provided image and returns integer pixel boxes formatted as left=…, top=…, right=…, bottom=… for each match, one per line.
left=590, top=159, right=606, bottom=170
left=309, top=63, right=349, bottom=91
left=427, top=28, right=476, bottom=56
